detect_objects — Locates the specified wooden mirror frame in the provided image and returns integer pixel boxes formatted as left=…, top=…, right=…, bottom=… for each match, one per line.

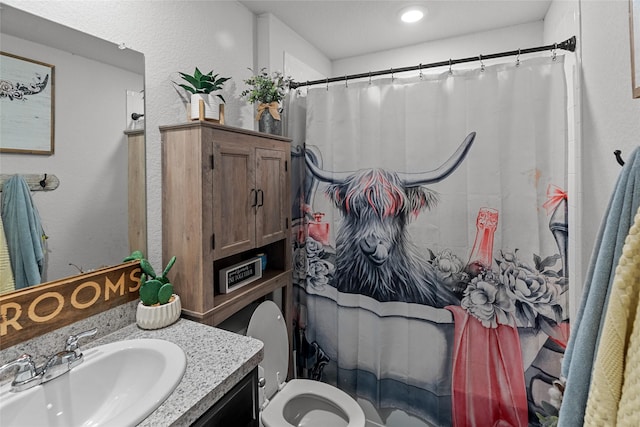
left=631, top=0, right=640, bottom=98
left=0, top=261, right=141, bottom=349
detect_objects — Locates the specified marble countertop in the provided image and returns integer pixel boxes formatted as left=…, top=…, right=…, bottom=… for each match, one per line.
left=85, top=319, right=264, bottom=426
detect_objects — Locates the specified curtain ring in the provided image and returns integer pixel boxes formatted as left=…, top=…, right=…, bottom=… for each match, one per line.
left=552, top=43, right=558, bottom=61
left=326, top=77, right=329, bottom=91
left=419, top=63, right=423, bottom=79
left=345, top=75, right=348, bottom=88
left=369, top=71, right=372, bottom=85
left=516, top=49, right=521, bottom=67
left=391, top=67, right=394, bottom=81
left=448, top=58, right=453, bottom=75
left=479, top=54, right=485, bottom=72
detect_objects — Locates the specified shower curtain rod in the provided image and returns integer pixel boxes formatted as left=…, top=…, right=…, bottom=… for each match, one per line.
left=289, top=36, right=576, bottom=89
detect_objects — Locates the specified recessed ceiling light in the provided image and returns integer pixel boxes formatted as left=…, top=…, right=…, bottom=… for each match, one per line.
left=400, top=7, right=425, bottom=24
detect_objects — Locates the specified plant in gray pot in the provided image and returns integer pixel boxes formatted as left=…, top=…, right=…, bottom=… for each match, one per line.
left=241, top=67, right=292, bottom=135
left=176, top=67, right=230, bottom=122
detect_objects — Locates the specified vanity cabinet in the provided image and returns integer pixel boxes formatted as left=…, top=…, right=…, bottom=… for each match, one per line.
left=191, top=368, right=259, bottom=427
left=160, top=122, right=292, bottom=334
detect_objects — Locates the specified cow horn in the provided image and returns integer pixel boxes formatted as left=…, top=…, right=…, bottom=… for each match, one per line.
left=398, top=132, right=476, bottom=187
left=305, top=150, right=352, bottom=184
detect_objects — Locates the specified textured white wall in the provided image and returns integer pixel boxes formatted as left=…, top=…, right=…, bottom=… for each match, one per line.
left=4, top=0, right=257, bottom=269
left=579, top=0, right=640, bottom=275
left=332, top=21, right=544, bottom=77
left=256, top=13, right=331, bottom=79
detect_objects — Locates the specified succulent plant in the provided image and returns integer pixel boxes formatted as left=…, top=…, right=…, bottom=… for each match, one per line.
left=175, top=67, right=230, bottom=102
left=124, top=251, right=177, bottom=306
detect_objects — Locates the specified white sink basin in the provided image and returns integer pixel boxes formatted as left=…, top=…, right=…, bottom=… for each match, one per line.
left=0, top=339, right=186, bottom=427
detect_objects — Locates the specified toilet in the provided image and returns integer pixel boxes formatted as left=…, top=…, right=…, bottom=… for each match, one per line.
left=247, top=300, right=366, bottom=427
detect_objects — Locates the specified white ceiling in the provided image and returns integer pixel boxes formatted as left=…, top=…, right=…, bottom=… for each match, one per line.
left=239, top=0, right=552, bottom=60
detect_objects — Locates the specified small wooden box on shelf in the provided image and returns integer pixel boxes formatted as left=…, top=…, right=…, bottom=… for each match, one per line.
left=160, top=121, right=292, bottom=341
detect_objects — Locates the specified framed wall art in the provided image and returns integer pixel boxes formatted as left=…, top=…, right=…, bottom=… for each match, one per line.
left=632, top=0, right=640, bottom=98
left=0, top=52, right=55, bottom=154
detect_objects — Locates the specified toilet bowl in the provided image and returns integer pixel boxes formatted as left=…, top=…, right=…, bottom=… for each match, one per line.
left=247, top=300, right=366, bottom=427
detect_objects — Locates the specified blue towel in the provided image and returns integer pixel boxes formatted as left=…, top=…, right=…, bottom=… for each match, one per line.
left=1, top=175, right=45, bottom=289
left=558, top=146, right=640, bottom=426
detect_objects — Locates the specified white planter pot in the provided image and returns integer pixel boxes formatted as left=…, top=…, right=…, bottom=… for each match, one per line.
left=136, top=294, right=181, bottom=330
left=190, top=93, right=220, bottom=121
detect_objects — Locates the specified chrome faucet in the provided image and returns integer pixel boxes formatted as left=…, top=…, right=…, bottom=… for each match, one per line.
left=0, top=354, right=41, bottom=392
left=41, top=328, right=97, bottom=383
left=0, top=328, right=97, bottom=392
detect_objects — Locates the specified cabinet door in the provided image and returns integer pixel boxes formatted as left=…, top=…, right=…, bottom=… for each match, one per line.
left=255, top=147, right=288, bottom=247
left=213, top=141, right=256, bottom=259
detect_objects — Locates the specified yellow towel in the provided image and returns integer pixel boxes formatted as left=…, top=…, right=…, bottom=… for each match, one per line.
left=585, top=205, right=640, bottom=426
left=0, top=215, right=16, bottom=294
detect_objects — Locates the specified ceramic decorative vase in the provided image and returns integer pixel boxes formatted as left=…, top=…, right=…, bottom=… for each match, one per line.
left=190, top=93, right=220, bottom=121
left=136, top=294, right=181, bottom=330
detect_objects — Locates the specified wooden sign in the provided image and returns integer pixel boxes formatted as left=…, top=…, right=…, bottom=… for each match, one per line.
left=219, top=257, right=262, bottom=294
left=0, top=262, right=141, bottom=349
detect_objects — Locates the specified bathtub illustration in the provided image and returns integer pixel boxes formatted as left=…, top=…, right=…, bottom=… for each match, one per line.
left=296, top=285, right=551, bottom=426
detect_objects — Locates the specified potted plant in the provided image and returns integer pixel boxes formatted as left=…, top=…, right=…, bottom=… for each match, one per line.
left=241, top=67, right=292, bottom=135
left=124, top=251, right=181, bottom=329
left=176, top=67, right=230, bottom=122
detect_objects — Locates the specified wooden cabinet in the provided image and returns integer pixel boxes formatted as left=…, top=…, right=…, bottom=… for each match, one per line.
left=214, top=142, right=289, bottom=259
left=160, top=121, right=292, bottom=332
left=125, top=129, right=147, bottom=255
left=191, top=368, right=258, bottom=427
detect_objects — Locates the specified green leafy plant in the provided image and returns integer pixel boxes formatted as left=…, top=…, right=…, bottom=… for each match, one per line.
left=124, top=251, right=177, bottom=306
left=241, top=67, right=292, bottom=104
left=176, top=67, right=231, bottom=102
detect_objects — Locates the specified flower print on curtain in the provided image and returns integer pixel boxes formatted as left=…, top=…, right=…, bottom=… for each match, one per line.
left=287, top=55, right=568, bottom=427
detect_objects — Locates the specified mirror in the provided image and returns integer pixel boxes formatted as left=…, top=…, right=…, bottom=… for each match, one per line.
left=0, top=3, right=145, bottom=295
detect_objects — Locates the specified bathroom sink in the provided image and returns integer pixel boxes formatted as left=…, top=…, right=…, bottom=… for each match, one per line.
left=0, top=339, right=186, bottom=427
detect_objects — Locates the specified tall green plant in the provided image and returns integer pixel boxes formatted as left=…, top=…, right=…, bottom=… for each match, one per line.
left=176, top=67, right=230, bottom=102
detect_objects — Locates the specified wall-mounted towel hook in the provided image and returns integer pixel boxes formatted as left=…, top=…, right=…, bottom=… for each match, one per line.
left=0, top=174, right=60, bottom=192
left=614, top=150, right=625, bottom=166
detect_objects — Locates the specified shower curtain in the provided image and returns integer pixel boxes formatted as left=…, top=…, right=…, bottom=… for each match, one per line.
left=287, top=56, right=569, bottom=427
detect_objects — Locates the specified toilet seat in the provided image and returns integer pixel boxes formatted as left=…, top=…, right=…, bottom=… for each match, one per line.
left=247, top=301, right=365, bottom=427
left=262, top=378, right=366, bottom=427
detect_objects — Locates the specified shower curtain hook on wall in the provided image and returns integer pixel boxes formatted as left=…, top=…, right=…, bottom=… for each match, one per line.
left=326, top=78, right=329, bottom=91
left=345, top=75, right=348, bottom=88
left=516, top=49, right=521, bottom=67
left=552, top=43, right=558, bottom=61
left=449, top=59, right=453, bottom=75
left=369, top=71, right=372, bottom=85
left=391, top=67, right=394, bottom=81
left=419, top=63, right=423, bottom=79
left=479, top=54, right=485, bottom=72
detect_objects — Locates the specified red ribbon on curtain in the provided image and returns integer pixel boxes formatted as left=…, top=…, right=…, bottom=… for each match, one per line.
left=446, top=305, right=529, bottom=427
left=542, top=184, right=568, bottom=215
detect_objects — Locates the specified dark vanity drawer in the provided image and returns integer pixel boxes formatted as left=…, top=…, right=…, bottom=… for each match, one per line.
left=191, top=368, right=258, bottom=427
